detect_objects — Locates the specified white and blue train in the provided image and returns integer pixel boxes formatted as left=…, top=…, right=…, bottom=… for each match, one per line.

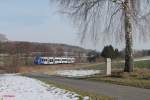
left=34, top=56, right=75, bottom=65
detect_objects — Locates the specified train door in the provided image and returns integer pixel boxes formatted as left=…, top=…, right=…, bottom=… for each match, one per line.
left=48, top=57, right=54, bottom=64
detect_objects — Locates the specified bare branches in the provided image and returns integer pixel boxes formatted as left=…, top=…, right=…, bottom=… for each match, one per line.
left=106, top=5, right=122, bottom=33
left=129, top=0, right=150, bottom=41
left=51, top=0, right=150, bottom=44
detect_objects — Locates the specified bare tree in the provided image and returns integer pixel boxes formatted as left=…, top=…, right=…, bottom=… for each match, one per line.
left=52, top=0, right=150, bottom=72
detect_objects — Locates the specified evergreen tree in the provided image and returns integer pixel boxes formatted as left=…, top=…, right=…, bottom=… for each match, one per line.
left=101, top=45, right=119, bottom=59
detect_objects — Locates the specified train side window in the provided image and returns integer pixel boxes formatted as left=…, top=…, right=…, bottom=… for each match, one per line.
left=50, top=59, right=53, bottom=62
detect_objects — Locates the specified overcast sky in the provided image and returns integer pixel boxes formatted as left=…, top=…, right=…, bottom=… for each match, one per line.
left=0, top=0, right=150, bottom=51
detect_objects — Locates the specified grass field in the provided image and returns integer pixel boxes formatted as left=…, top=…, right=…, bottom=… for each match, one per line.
left=78, top=60, right=150, bottom=70
left=79, top=60, right=150, bottom=89
left=82, top=69, right=150, bottom=89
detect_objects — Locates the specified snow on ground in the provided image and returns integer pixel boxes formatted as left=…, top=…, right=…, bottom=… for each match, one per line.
left=0, top=74, right=88, bottom=100
left=56, top=70, right=101, bottom=77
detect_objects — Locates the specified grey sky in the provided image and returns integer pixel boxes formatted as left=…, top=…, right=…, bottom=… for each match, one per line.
left=0, top=0, right=149, bottom=51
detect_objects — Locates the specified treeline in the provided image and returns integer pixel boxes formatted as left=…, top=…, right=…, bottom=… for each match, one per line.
left=134, top=50, right=150, bottom=57
left=0, top=41, right=90, bottom=64
left=87, top=45, right=150, bottom=62
left=0, top=41, right=89, bottom=73
left=0, top=41, right=88, bottom=57
left=0, top=41, right=62, bottom=56
left=87, top=45, right=120, bottom=62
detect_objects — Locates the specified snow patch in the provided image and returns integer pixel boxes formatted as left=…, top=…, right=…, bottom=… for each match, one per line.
left=0, top=74, right=89, bottom=100
left=56, top=70, right=101, bottom=77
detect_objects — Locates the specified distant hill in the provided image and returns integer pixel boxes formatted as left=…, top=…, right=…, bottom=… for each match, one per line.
left=0, top=33, right=8, bottom=42
left=0, top=41, right=91, bottom=57
left=0, top=33, right=90, bottom=55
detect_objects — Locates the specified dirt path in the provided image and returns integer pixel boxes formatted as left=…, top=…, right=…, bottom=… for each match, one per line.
left=25, top=73, right=150, bottom=100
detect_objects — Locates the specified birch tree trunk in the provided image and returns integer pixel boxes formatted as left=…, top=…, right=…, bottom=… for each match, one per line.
left=124, top=0, right=134, bottom=72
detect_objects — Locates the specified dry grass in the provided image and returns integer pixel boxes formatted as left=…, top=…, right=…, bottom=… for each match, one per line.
left=84, top=68, right=150, bottom=89
left=17, top=63, right=101, bottom=74
left=111, top=68, right=150, bottom=79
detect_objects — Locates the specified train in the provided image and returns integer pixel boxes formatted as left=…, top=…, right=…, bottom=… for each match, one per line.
left=34, top=56, right=75, bottom=65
